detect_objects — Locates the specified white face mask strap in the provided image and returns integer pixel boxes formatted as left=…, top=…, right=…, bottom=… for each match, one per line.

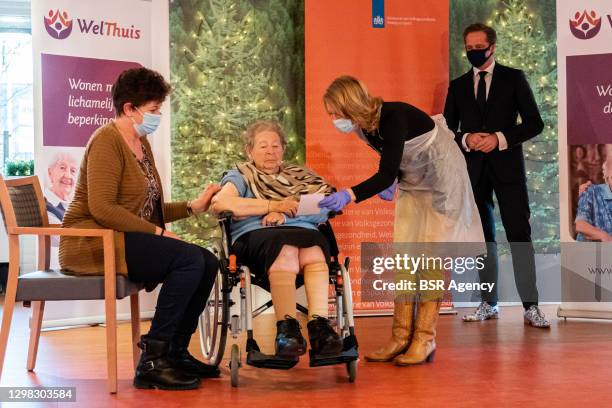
left=127, top=105, right=144, bottom=123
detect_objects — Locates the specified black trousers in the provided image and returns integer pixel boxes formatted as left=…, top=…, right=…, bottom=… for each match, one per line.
left=124, top=232, right=218, bottom=341
left=473, top=162, right=539, bottom=309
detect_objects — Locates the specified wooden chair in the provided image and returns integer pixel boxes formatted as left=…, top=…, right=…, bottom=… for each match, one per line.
left=0, top=175, right=144, bottom=393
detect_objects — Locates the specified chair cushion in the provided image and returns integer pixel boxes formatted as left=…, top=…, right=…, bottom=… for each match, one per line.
left=15, top=270, right=144, bottom=301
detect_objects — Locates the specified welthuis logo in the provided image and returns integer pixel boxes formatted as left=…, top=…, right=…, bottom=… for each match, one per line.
left=44, top=9, right=73, bottom=40
left=76, top=19, right=141, bottom=39
left=44, top=9, right=141, bottom=40
left=372, top=0, right=384, bottom=28
left=569, top=10, right=602, bottom=39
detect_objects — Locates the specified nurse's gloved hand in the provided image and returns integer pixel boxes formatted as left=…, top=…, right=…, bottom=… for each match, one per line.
left=318, top=190, right=352, bottom=212
left=378, top=181, right=397, bottom=201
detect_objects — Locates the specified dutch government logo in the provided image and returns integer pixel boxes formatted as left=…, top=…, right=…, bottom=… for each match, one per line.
left=570, top=10, right=602, bottom=39
left=44, top=9, right=73, bottom=40
left=372, top=0, right=385, bottom=28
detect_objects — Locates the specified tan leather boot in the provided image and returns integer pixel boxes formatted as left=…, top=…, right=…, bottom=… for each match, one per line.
left=364, top=299, right=415, bottom=362
left=394, top=301, right=440, bottom=366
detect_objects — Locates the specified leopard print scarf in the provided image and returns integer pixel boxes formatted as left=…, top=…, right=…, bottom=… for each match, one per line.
left=236, top=161, right=335, bottom=200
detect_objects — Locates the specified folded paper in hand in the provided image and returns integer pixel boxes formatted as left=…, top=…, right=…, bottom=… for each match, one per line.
left=297, top=193, right=325, bottom=216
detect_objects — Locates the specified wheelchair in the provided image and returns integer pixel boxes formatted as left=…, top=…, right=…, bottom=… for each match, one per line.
left=198, top=211, right=359, bottom=387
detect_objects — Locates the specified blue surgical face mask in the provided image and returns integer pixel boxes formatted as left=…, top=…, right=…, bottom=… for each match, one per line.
left=133, top=108, right=162, bottom=136
left=333, top=118, right=357, bottom=134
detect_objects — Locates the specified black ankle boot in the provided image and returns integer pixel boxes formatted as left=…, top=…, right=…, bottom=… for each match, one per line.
left=307, top=315, right=343, bottom=356
left=275, top=315, right=307, bottom=358
left=133, top=336, right=201, bottom=390
left=168, top=334, right=221, bottom=378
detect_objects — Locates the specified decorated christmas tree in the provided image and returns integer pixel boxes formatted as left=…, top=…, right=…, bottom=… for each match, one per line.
left=488, top=0, right=559, bottom=251
left=169, top=0, right=304, bottom=246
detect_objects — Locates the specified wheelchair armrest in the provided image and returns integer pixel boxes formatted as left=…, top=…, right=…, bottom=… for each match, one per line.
left=217, top=211, right=234, bottom=221
left=216, top=211, right=234, bottom=250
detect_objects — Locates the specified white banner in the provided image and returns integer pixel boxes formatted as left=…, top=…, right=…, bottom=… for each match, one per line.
left=32, top=0, right=170, bottom=327
left=558, top=0, right=612, bottom=318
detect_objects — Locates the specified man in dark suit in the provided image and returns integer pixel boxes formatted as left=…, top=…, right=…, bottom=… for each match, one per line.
left=444, top=23, right=550, bottom=328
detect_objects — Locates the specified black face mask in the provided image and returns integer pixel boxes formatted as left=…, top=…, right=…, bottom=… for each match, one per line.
left=466, top=45, right=492, bottom=68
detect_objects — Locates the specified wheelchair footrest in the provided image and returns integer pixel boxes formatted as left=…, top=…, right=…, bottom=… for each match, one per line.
left=246, top=350, right=299, bottom=370
left=309, top=335, right=359, bottom=368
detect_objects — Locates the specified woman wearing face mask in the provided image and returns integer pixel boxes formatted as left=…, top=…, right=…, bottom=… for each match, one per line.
left=319, top=76, right=484, bottom=366
left=60, top=68, right=221, bottom=390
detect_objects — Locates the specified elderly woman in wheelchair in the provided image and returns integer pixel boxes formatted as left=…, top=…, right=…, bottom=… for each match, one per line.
left=210, top=120, right=345, bottom=359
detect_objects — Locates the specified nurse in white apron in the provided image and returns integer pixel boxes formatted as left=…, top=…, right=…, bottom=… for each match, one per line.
left=319, top=76, right=484, bottom=366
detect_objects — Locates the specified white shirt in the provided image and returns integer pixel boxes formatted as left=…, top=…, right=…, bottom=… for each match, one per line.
left=461, top=60, right=508, bottom=152
left=44, top=187, right=71, bottom=225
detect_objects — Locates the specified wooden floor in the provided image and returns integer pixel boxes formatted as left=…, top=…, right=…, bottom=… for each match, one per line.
left=1, top=302, right=612, bottom=408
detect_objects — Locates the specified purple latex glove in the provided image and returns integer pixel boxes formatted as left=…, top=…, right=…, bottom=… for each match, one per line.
left=318, top=190, right=352, bottom=212
left=378, top=181, right=397, bottom=201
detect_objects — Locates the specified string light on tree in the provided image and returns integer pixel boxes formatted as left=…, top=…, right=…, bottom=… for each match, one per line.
left=491, top=0, right=559, bottom=251
left=169, top=0, right=305, bottom=246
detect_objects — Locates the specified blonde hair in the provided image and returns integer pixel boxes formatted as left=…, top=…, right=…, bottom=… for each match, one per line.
left=323, top=76, right=383, bottom=132
left=243, top=120, right=287, bottom=153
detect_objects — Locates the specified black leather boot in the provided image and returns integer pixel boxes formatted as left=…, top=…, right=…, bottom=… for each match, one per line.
left=133, top=336, right=201, bottom=390
left=168, top=334, right=221, bottom=378
left=307, top=316, right=343, bottom=356
left=275, top=315, right=307, bottom=358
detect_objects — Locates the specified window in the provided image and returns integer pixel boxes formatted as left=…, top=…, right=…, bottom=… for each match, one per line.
left=0, top=0, right=33, bottom=170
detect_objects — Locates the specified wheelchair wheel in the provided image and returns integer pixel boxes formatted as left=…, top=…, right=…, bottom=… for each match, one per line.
left=347, top=359, right=357, bottom=383
left=230, top=344, right=240, bottom=387
left=198, top=265, right=229, bottom=367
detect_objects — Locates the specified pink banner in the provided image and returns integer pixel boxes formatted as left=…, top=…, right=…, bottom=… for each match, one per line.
left=41, top=53, right=140, bottom=147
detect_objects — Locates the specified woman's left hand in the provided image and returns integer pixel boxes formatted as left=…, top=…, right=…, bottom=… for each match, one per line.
left=191, top=184, right=222, bottom=214
left=262, top=212, right=286, bottom=226
left=378, top=181, right=397, bottom=201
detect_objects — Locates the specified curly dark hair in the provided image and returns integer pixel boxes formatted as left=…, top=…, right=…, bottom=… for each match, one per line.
left=463, top=23, right=497, bottom=45
left=111, top=67, right=171, bottom=115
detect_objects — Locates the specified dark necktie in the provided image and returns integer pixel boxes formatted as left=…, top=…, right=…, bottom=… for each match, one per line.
left=476, top=71, right=488, bottom=115
left=56, top=203, right=65, bottom=218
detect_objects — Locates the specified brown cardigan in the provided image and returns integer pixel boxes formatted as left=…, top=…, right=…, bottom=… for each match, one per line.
left=59, top=122, right=189, bottom=275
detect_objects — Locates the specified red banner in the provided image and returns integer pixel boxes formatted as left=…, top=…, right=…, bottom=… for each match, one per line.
left=305, top=0, right=449, bottom=314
